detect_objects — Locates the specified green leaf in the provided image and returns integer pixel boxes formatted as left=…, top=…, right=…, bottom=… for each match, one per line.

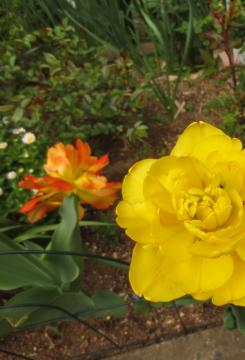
left=89, top=291, right=128, bottom=318
left=0, top=104, right=14, bottom=112
left=133, top=300, right=151, bottom=315
left=226, top=306, right=245, bottom=332
left=0, top=225, right=23, bottom=233
left=44, top=52, right=59, bottom=65
left=223, top=306, right=237, bottom=331
left=27, top=291, right=94, bottom=324
left=174, top=296, right=205, bottom=306
left=0, top=290, right=94, bottom=334
left=151, top=296, right=205, bottom=308
left=140, top=9, right=164, bottom=46
left=47, top=195, right=82, bottom=288
left=0, top=288, right=61, bottom=326
left=12, top=107, right=24, bottom=122
left=15, top=221, right=114, bottom=243
left=0, top=238, right=61, bottom=290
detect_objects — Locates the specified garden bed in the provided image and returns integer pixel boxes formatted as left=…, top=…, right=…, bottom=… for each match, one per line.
left=0, top=73, right=231, bottom=360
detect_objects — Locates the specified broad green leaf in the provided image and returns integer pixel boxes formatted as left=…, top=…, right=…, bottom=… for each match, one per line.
left=0, top=290, right=94, bottom=334
left=0, top=288, right=61, bottom=325
left=227, top=306, right=245, bottom=333
left=88, top=291, right=128, bottom=319
left=18, top=291, right=93, bottom=328
left=223, top=306, right=237, bottom=331
left=47, top=195, right=82, bottom=288
left=133, top=300, right=151, bottom=315
left=0, top=238, right=61, bottom=290
left=12, top=107, right=24, bottom=122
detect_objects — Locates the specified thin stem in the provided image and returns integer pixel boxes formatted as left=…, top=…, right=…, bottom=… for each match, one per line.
left=0, top=249, right=129, bottom=269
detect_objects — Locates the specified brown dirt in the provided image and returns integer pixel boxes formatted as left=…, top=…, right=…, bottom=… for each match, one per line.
left=0, top=73, right=231, bottom=360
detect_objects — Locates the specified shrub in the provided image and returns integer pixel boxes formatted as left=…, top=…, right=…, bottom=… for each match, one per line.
left=0, top=18, right=147, bottom=216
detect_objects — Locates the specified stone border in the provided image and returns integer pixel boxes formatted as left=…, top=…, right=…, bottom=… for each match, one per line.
left=108, top=327, right=245, bottom=360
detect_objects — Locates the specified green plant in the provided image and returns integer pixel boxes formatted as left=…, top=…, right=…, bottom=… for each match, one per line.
left=0, top=195, right=128, bottom=336
left=10, top=0, right=194, bottom=118
left=0, top=19, right=148, bottom=215
left=126, top=120, right=148, bottom=143
left=206, top=0, right=245, bottom=90
left=74, top=0, right=194, bottom=118
left=205, top=91, right=245, bottom=138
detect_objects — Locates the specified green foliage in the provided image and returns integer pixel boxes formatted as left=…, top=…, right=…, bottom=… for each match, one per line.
left=0, top=18, right=148, bottom=216
left=223, top=306, right=237, bottom=330
left=0, top=195, right=128, bottom=336
left=11, top=0, right=194, bottom=117
left=223, top=305, right=245, bottom=332
left=205, top=70, right=245, bottom=140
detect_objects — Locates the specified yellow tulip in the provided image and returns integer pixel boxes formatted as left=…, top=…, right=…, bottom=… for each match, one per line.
left=116, top=121, right=245, bottom=306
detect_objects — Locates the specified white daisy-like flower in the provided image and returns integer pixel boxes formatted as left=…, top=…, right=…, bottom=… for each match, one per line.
left=12, top=127, right=26, bottom=135
left=0, top=142, right=8, bottom=149
left=0, top=188, right=3, bottom=196
left=22, top=132, right=36, bottom=144
left=6, top=171, right=17, bottom=180
left=67, top=0, right=76, bottom=7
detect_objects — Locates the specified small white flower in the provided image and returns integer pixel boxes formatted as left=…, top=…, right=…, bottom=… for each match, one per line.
left=0, top=142, right=8, bottom=149
left=0, top=188, right=3, bottom=196
left=67, top=0, right=76, bottom=7
left=12, top=127, right=26, bottom=135
left=2, top=117, right=9, bottom=125
left=6, top=171, right=17, bottom=180
left=22, top=132, right=36, bottom=144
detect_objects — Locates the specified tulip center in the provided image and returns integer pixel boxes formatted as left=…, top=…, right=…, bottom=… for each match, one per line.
left=178, top=186, right=232, bottom=231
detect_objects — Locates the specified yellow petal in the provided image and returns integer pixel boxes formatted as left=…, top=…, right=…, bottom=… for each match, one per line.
left=235, top=237, right=245, bottom=262
left=122, top=159, right=156, bottom=204
left=171, top=121, right=224, bottom=157
left=159, top=228, right=195, bottom=261
left=129, top=243, right=185, bottom=302
left=233, top=297, right=245, bottom=306
left=171, top=121, right=243, bottom=165
left=191, top=239, right=234, bottom=257
left=116, top=202, right=182, bottom=245
left=192, top=291, right=212, bottom=301
left=143, top=173, right=174, bottom=213
left=169, top=255, right=233, bottom=294
left=210, top=162, right=244, bottom=192
left=146, top=156, right=208, bottom=197
left=212, top=255, right=245, bottom=306
left=116, top=201, right=156, bottom=243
